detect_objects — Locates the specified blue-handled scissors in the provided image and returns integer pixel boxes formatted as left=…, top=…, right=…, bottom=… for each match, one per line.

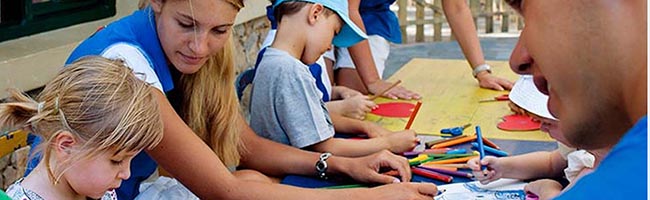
left=439, top=123, right=472, bottom=136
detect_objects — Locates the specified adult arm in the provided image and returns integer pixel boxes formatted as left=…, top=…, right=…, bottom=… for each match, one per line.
left=347, top=0, right=421, bottom=99
left=441, top=0, right=513, bottom=90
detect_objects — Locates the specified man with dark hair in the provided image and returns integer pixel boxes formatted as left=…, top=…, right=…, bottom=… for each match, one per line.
left=505, top=0, right=647, bottom=199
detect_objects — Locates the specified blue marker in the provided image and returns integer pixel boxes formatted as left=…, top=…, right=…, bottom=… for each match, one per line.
left=475, top=126, right=487, bottom=173
left=471, top=142, right=509, bottom=157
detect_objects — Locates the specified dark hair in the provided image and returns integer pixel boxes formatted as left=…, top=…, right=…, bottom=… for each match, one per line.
left=274, top=1, right=334, bottom=23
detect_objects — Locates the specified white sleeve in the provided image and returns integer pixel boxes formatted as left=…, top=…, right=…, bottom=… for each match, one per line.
left=101, top=43, right=165, bottom=93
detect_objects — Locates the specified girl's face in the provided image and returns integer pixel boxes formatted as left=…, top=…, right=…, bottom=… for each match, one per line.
left=152, top=0, right=239, bottom=74
left=303, top=8, right=341, bottom=64
left=62, top=150, right=139, bottom=199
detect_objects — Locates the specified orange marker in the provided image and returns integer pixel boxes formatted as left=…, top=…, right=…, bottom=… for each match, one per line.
left=482, top=137, right=501, bottom=150
left=404, top=101, right=422, bottom=130
left=417, top=165, right=458, bottom=171
left=422, top=156, right=478, bottom=165
left=431, top=135, right=477, bottom=149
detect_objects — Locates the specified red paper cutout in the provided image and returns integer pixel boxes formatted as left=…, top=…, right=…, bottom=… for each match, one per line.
left=371, top=102, right=415, bottom=118
left=497, top=114, right=541, bottom=131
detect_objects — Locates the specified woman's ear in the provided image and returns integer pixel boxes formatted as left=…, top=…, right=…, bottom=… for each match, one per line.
left=307, top=3, right=326, bottom=25
left=53, top=131, right=77, bottom=158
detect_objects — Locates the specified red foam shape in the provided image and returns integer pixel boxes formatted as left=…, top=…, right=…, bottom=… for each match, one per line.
left=497, top=114, right=541, bottom=131
left=371, top=102, right=415, bottom=118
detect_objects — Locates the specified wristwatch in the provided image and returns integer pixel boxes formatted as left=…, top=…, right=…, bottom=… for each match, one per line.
left=472, top=64, right=492, bottom=77
left=315, top=152, right=332, bottom=179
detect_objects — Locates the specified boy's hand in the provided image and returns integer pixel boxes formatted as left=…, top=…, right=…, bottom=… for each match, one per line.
left=342, top=150, right=412, bottom=183
left=476, top=72, right=514, bottom=91
left=341, top=95, right=377, bottom=120
left=384, top=130, right=419, bottom=153
left=524, top=179, right=563, bottom=200
left=367, top=80, right=421, bottom=100
left=467, top=156, right=503, bottom=184
left=369, top=182, right=439, bottom=200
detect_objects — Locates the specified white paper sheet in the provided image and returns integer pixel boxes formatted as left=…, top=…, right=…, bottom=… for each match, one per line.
left=435, top=179, right=527, bottom=200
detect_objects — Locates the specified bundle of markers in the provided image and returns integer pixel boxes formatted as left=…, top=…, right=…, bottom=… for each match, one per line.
left=404, top=128, right=509, bottom=183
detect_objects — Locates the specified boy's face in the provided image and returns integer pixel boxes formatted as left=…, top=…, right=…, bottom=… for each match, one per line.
left=538, top=118, right=571, bottom=147
left=303, top=11, right=341, bottom=64
left=62, top=149, right=139, bottom=199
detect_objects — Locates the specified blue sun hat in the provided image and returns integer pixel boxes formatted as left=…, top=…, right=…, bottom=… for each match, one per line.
left=510, top=75, right=557, bottom=120
left=273, top=0, right=368, bottom=47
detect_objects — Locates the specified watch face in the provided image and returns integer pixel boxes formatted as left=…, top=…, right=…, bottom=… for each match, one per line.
left=316, top=162, right=326, bottom=171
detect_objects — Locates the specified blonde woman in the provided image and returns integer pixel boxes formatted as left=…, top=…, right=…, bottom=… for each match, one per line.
left=21, top=0, right=439, bottom=199
left=2, top=56, right=163, bottom=200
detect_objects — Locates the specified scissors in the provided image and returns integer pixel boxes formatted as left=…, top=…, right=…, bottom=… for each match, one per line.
left=479, top=94, right=509, bottom=103
left=439, top=123, right=472, bottom=136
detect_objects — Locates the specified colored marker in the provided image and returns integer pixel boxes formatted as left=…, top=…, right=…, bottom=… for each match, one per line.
left=446, top=149, right=467, bottom=154
left=471, top=142, right=509, bottom=157
left=482, top=137, right=501, bottom=150
left=425, top=135, right=468, bottom=148
left=475, top=126, right=487, bottom=174
left=369, top=80, right=402, bottom=100
left=418, top=165, right=474, bottom=178
left=412, top=167, right=453, bottom=183
left=322, top=184, right=367, bottom=189
left=422, top=163, right=470, bottom=169
left=404, top=101, right=422, bottom=130
left=431, top=135, right=477, bottom=149
left=422, top=156, right=478, bottom=165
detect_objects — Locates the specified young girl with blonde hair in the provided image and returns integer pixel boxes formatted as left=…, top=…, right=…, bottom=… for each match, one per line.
left=3, top=56, right=163, bottom=200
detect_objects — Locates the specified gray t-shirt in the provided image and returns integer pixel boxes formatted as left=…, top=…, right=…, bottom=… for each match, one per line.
left=249, top=48, right=335, bottom=148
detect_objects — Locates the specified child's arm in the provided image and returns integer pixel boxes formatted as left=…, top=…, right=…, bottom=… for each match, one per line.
left=467, top=150, right=567, bottom=184
left=346, top=0, right=421, bottom=100
left=307, top=131, right=418, bottom=157
left=329, top=113, right=387, bottom=138
left=330, top=85, right=363, bottom=100
left=325, top=96, right=377, bottom=120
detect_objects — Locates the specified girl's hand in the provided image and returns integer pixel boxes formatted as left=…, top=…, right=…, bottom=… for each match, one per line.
left=467, top=156, right=503, bottom=184
left=524, top=179, right=563, bottom=200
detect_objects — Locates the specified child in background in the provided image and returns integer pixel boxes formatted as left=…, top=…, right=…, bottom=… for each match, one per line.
left=250, top=0, right=419, bottom=157
left=261, top=2, right=376, bottom=120
left=2, top=57, right=164, bottom=200
left=467, top=75, right=611, bottom=199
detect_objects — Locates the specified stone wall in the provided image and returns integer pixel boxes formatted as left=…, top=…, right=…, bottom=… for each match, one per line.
left=1, top=146, right=29, bottom=189
left=232, top=16, right=271, bottom=74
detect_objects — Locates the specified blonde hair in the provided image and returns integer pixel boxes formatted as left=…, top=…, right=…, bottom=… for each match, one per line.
left=180, top=36, right=245, bottom=167
left=0, top=56, right=164, bottom=184
left=139, top=0, right=246, bottom=167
